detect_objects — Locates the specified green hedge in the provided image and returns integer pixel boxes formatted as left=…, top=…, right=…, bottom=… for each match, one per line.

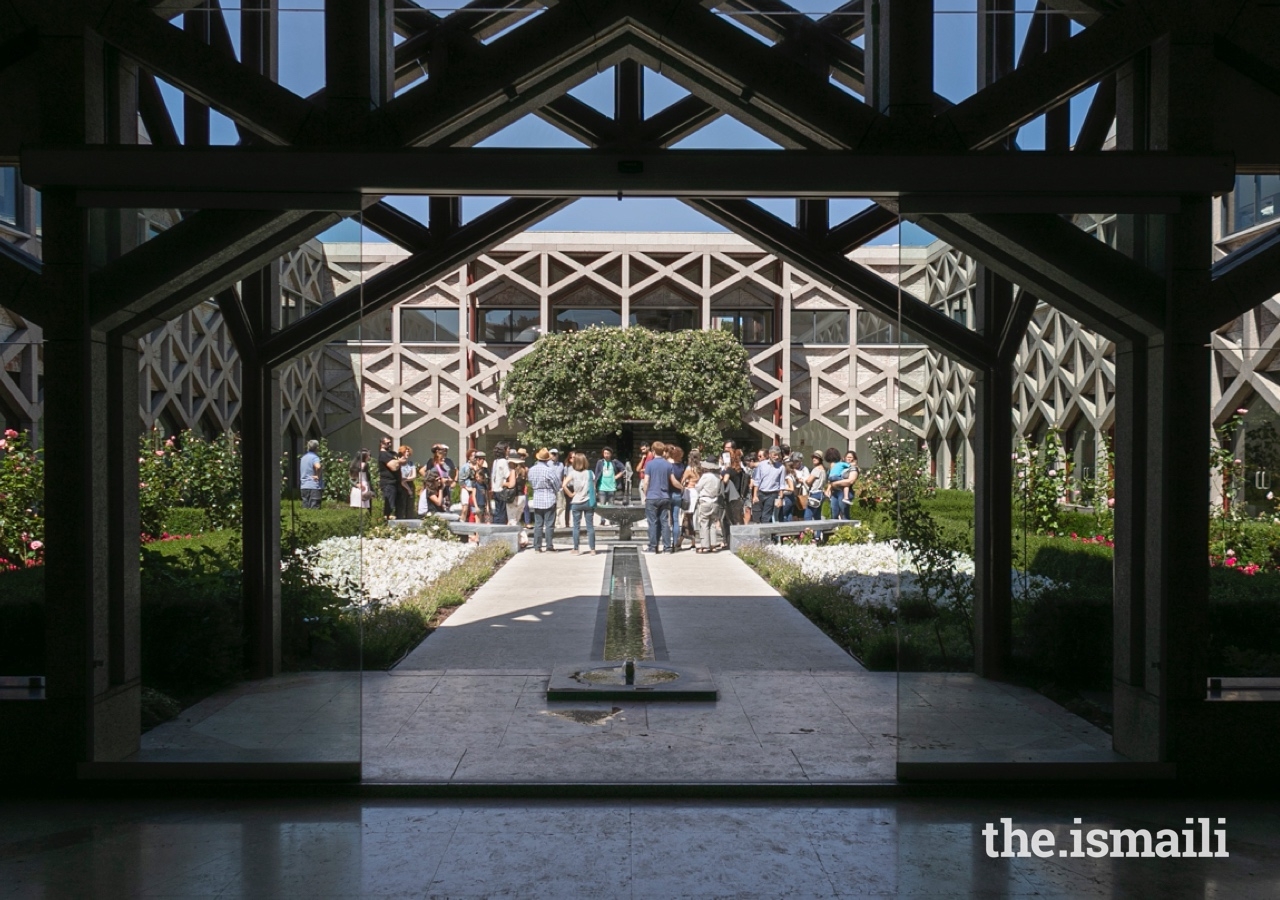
left=0, top=566, right=43, bottom=675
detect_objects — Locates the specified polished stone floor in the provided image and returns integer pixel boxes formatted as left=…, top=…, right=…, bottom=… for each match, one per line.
left=138, top=547, right=1124, bottom=779
left=1, top=796, right=1277, bottom=898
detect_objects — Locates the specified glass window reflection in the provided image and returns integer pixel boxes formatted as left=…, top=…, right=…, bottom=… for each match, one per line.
left=401, top=308, right=461, bottom=343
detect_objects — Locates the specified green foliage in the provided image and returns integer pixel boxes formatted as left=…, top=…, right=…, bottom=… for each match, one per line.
left=159, top=507, right=212, bottom=537
left=139, top=538, right=245, bottom=696
left=140, top=687, right=182, bottom=731
left=0, top=428, right=44, bottom=568
left=854, top=427, right=934, bottom=512
left=1013, top=586, right=1112, bottom=690
left=827, top=522, right=877, bottom=545
left=1088, top=433, right=1115, bottom=539
left=500, top=327, right=754, bottom=449
left=140, top=428, right=242, bottom=536
left=284, top=542, right=511, bottom=671
left=1014, top=429, right=1069, bottom=535
left=736, top=544, right=894, bottom=665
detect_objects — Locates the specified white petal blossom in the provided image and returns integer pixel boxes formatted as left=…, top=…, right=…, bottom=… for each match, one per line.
left=765, top=541, right=1063, bottom=610
left=299, top=532, right=475, bottom=605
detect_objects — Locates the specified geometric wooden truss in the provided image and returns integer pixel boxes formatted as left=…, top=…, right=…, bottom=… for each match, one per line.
left=4, top=0, right=1280, bottom=774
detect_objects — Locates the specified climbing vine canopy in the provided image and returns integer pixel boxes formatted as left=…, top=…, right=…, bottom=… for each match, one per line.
left=500, top=327, right=754, bottom=449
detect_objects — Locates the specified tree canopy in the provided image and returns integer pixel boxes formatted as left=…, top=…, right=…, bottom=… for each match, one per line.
left=500, top=326, right=755, bottom=449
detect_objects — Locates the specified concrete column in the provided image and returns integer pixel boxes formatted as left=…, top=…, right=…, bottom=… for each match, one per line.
left=29, top=28, right=144, bottom=771
left=240, top=267, right=283, bottom=678
left=972, top=269, right=1014, bottom=679
left=1112, top=19, right=1217, bottom=762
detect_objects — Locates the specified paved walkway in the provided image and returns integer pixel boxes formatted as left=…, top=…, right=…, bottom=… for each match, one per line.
left=141, top=544, right=1125, bottom=780
left=377, top=547, right=893, bottom=782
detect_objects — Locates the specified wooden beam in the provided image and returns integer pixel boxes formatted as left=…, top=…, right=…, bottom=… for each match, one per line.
left=24, top=146, right=1234, bottom=199
left=260, top=197, right=569, bottom=367
left=691, top=197, right=996, bottom=369
left=945, top=4, right=1161, bottom=150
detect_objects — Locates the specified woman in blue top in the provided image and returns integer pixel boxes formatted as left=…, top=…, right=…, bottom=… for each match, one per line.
left=667, top=445, right=688, bottom=550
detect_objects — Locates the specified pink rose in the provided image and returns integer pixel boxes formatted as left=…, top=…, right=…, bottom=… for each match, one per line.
left=1107, top=497, right=1115, bottom=508
left=1225, top=557, right=1238, bottom=567
left=29, top=540, right=42, bottom=551
left=1237, top=408, right=1249, bottom=415
left=3, top=429, right=16, bottom=438
left=0, top=440, right=6, bottom=450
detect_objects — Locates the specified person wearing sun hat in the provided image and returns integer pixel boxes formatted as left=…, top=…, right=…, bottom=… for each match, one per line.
left=527, top=447, right=560, bottom=551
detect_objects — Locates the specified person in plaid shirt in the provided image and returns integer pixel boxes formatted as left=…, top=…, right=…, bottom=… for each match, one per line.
left=527, top=448, right=561, bottom=552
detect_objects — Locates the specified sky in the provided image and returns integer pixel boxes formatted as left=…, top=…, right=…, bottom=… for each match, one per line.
left=155, top=0, right=1096, bottom=246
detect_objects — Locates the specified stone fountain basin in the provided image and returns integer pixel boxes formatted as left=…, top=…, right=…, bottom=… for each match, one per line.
left=547, top=662, right=717, bottom=702
left=594, top=504, right=649, bottom=541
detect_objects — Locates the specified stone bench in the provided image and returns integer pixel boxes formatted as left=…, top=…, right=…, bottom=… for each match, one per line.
left=728, top=518, right=860, bottom=552
left=391, top=517, right=523, bottom=552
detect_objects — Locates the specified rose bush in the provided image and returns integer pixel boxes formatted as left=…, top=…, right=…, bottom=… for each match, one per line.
left=0, top=428, right=43, bottom=568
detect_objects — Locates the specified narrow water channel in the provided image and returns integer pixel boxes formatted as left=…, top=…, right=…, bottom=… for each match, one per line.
left=603, top=548, right=654, bottom=661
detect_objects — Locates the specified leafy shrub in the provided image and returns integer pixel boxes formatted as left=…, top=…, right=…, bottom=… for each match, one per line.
left=139, top=541, right=245, bottom=696
left=416, top=515, right=455, bottom=543
left=1014, top=429, right=1069, bottom=535
left=0, top=428, right=44, bottom=568
left=827, top=523, right=876, bottom=545
left=160, top=507, right=211, bottom=537
left=1013, top=587, right=1112, bottom=690
left=501, top=327, right=753, bottom=448
left=140, top=687, right=182, bottom=731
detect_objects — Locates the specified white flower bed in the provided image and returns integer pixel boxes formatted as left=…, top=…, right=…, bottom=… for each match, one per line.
left=300, top=532, right=475, bottom=605
left=766, top=541, right=1062, bottom=609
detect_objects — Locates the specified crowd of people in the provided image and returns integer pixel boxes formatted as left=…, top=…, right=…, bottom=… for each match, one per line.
left=342, top=435, right=861, bottom=555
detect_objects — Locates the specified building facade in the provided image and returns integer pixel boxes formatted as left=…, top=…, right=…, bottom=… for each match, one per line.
left=4, top=203, right=1280, bottom=494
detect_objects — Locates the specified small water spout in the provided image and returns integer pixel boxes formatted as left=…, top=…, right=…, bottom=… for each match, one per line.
left=624, top=659, right=636, bottom=685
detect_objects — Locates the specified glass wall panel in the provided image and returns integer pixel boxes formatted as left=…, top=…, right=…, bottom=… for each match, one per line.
left=123, top=210, right=364, bottom=771
left=895, top=204, right=1124, bottom=774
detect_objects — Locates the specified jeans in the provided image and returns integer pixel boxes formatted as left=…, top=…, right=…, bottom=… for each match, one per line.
left=829, top=491, right=847, bottom=520
left=779, top=494, right=796, bottom=521
left=645, top=497, right=672, bottom=551
left=491, top=494, right=508, bottom=524
left=301, top=488, right=322, bottom=509
left=757, top=490, right=779, bottom=523
left=668, top=494, right=682, bottom=545
left=571, top=505, right=595, bottom=551
left=598, top=490, right=616, bottom=506
left=381, top=482, right=398, bottom=518
left=803, top=498, right=822, bottom=520
left=531, top=505, right=556, bottom=550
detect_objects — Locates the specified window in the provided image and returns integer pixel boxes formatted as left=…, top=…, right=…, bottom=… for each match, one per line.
left=0, top=168, right=16, bottom=227
left=790, top=310, right=850, bottom=345
left=629, top=308, right=700, bottom=332
left=857, top=310, right=917, bottom=344
left=401, top=308, right=461, bottom=342
left=482, top=308, right=540, bottom=343
left=553, top=308, right=620, bottom=333
left=715, top=310, right=774, bottom=344
left=1233, top=175, right=1280, bottom=234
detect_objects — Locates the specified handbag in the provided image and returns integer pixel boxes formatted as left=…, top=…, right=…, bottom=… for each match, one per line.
left=587, top=472, right=597, bottom=509
left=680, top=487, right=693, bottom=511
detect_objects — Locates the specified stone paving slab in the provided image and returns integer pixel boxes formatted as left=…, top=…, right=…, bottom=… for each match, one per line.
left=139, top=546, right=1124, bottom=779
